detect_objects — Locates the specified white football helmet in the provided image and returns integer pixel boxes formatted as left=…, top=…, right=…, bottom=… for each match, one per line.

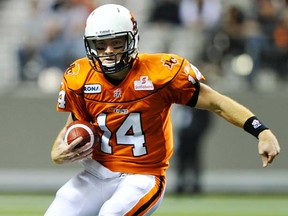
left=84, top=4, right=139, bottom=74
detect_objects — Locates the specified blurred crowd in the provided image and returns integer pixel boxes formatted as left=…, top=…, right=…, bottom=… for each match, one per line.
left=8, top=0, right=287, bottom=91
left=145, top=0, right=288, bottom=194
left=16, top=0, right=96, bottom=83
left=147, top=0, right=288, bottom=90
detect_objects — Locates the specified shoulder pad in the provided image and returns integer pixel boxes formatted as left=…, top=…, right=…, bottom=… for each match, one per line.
left=139, top=53, right=183, bottom=69
left=64, top=58, right=92, bottom=93
left=138, top=53, right=184, bottom=84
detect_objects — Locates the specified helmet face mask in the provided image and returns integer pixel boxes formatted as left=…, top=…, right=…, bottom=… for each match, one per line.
left=84, top=31, right=137, bottom=74
left=84, top=4, right=139, bottom=74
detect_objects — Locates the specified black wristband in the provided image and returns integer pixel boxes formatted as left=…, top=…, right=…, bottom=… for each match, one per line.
left=243, top=116, right=269, bottom=138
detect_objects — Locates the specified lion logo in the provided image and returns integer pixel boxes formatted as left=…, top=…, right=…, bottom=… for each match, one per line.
left=161, top=56, right=178, bottom=69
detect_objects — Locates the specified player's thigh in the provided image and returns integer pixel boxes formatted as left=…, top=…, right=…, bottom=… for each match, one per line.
left=45, top=170, right=118, bottom=216
left=99, top=174, right=166, bottom=216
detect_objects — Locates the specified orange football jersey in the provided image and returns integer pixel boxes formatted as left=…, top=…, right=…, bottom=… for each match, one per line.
left=57, top=53, right=205, bottom=175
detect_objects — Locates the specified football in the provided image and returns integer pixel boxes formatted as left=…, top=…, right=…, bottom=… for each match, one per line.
left=64, top=120, right=98, bottom=150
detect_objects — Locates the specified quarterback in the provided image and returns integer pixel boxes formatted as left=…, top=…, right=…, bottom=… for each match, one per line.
left=45, top=4, right=280, bottom=216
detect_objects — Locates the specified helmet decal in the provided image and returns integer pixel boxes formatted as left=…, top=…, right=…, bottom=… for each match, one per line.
left=130, top=12, right=138, bottom=33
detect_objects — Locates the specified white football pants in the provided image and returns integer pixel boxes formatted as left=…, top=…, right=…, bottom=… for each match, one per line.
left=44, top=159, right=166, bottom=216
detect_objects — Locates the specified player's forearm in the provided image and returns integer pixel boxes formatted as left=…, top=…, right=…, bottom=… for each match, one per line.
left=196, top=83, right=254, bottom=128
left=50, top=127, right=66, bottom=164
left=212, top=95, right=254, bottom=128
left=51, top=114, right=73, bottom=164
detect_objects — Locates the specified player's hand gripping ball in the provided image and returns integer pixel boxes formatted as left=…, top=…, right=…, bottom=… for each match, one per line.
left=64, top=120, right=99, bottom=150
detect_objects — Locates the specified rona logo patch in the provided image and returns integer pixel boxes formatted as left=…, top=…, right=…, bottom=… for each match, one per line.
left=84, top=84, right=101, bottom=94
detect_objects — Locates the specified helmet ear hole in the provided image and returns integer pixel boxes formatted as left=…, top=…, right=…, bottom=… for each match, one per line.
left=83, top=4, right=139, bottom=74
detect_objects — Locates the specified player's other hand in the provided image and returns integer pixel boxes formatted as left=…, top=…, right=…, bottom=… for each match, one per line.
left=51, top=127, right=93, bottom=164
left=258, top=129, right=280, bottom=167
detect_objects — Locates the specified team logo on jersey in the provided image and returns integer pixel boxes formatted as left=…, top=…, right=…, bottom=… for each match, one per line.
left=113, top=88, right=122, bottom=98
left=161, top=55, right=178, bottom=69
left=84, top=84, right=101, bottom=93
left=134, top=76, right=154, bottom=90
left=65, top=63, right=80, bottom=76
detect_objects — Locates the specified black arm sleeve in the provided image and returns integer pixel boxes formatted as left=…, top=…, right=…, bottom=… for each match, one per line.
left=186, top=82, right=200, bottom=107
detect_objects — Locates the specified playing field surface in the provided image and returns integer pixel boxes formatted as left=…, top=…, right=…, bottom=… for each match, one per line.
left=0, top=193, right=287, bottom=216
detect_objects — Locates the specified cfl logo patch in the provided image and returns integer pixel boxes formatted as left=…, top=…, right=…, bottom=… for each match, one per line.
left=113, top=88, right=122, bottom=98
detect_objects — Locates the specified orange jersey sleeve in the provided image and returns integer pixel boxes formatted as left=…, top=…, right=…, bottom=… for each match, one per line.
left=57, top=58, right=94, bottom=122
left=56, top=54, right=205, bottom=175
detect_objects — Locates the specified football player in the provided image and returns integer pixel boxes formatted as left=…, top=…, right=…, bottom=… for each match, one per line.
left=45, top=4, right=280, bottom=216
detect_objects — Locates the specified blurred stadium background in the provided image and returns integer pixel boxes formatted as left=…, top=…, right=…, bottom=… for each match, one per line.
left=0, top=0, right=287, bottom=198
